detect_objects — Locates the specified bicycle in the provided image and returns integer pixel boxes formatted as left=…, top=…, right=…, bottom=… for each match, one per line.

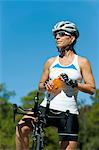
left=13, top=92, right=69, bottom=150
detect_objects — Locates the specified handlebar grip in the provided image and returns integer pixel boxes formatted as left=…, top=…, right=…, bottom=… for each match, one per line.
left=37, top=91, right=39, bottom=99
left=13, top=104, right=17, bottom=122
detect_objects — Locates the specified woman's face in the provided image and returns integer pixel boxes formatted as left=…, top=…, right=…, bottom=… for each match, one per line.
left=54, top=31, right=75, bottom=49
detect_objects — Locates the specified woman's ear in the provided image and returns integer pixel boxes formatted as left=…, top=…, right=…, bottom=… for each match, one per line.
left=71, top=36, right=75, bottom=43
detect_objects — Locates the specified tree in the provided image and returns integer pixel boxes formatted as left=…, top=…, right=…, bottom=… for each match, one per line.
left=91, top=89, right=99, bottom=104
left=0, top=83, right=99, bottom=150
left=0, top=83, right=16, bottom=150
left=78, top=90, right=99, bottom=150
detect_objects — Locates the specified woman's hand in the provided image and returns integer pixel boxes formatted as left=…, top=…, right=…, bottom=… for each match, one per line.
left=44, top=78, right=64, bottom=94
left=60, top=73, right=78, bottom=88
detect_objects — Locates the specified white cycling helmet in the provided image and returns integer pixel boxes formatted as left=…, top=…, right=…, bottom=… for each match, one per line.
left=52, top=21, right=79, bottom=38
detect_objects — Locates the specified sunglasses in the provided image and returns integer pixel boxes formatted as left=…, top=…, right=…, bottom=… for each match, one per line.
left=53, top=31, right=70, bottom=38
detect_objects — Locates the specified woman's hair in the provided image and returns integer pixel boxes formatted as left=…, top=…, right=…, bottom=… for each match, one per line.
left=71, top=38, right=77, bottom=54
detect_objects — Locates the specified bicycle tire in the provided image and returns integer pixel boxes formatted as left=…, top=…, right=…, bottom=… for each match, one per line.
left=31, top=138, right=36, bottom=150
left=36, top=134, right=40, bottom=150
left=32, top=134, right=44, bottom=150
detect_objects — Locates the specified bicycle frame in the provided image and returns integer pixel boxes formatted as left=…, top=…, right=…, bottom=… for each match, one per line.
left=13, top=92, right=69, bottom=150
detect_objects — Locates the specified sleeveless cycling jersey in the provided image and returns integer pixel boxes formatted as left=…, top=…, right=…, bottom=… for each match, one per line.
left=40, top=54, right=82, bottom=114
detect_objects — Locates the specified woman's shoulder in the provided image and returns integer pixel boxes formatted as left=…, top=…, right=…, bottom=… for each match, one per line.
left=44, top=56, right=57, bottom=68
left=46, top=56, right=57, bottom=64
left=77, top=55, right=90, bottom=68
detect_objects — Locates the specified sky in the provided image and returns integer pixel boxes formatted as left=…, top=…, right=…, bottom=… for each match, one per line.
left=0, top=0, right=99, bottom=105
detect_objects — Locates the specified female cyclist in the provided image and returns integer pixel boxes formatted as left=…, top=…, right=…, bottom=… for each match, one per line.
left=16, top=21, right=96, bottom=150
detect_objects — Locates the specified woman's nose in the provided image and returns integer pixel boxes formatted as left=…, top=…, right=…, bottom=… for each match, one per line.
left=55, top=33, right=61, bottom=39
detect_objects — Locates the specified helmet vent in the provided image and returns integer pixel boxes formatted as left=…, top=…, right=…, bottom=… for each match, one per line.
left=60, top=24, right=65, bottom=27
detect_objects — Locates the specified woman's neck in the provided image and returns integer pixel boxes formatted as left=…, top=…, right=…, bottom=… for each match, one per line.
left=59, top=49, right=74, bottom=58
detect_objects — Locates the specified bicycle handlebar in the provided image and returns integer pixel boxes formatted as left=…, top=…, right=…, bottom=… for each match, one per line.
left=13, top=104, right=34, bottom=122
left=13, top=91, right=69, bottom=122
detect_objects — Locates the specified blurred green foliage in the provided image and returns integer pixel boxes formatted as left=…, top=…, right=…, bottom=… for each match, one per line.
left=0, top=84, right=99, bottom=150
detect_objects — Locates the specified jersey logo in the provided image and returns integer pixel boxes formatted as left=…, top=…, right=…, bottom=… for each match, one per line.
left=53, top=63, right=77, bottom=70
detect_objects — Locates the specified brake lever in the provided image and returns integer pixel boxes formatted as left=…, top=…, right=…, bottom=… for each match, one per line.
left=18, top=106, right=33, bottom=112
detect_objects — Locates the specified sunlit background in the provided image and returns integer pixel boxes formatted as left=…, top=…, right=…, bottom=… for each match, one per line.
left=1, top=0, right=99, bottom=105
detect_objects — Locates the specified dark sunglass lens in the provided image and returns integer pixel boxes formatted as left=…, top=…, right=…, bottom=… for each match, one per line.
left=58, top=31, right=66, bottom=37
left=53, top=32, right=56, bottom=38
left=53, top=31, right=66, bottom=38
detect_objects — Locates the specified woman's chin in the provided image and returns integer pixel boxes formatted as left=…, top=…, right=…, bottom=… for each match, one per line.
left=57, top=45, right=63, bottom=49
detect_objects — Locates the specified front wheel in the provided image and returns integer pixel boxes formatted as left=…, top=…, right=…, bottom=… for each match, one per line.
left=36, top=134, right=41, bottom=150
left=32, top=134, right=44, bottom=150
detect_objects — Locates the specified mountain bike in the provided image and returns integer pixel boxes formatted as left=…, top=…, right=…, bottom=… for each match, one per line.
left=13, top=92, right=69, bottom=150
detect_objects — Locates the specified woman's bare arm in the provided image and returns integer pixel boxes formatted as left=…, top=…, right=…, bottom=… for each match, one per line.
left=78, top=57, right=96, bottom=95
left=38, top=57, right=56, bottom=92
